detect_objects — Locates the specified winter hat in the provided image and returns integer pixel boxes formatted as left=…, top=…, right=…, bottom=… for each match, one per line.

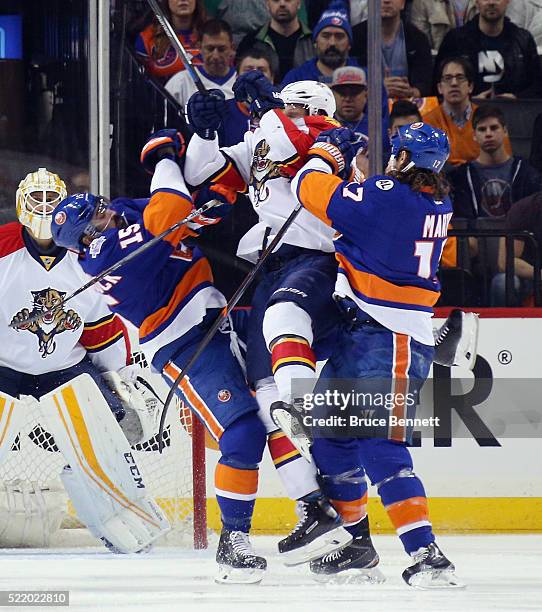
left=312, top=1, right=353, bottom=44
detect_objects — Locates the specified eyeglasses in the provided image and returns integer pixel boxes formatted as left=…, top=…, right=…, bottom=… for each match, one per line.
left=440, top=74, right=469, bottom=84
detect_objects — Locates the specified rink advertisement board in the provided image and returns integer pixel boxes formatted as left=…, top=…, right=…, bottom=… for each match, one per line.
left=204, top=309, right=542, bottom=533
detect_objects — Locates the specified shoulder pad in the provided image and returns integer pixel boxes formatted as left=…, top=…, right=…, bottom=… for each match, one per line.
left=0, top=222, right=24, bottom=258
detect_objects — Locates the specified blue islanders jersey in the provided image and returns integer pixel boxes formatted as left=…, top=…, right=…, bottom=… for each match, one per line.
left=293, top=161, right=453, bottom=345
left=79, top=180, right=225, bottom=366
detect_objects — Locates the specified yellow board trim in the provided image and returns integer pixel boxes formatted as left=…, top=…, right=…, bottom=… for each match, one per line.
left=65, top=497, right=542, bottom=534
left=205, top=497, right=542, bottom=534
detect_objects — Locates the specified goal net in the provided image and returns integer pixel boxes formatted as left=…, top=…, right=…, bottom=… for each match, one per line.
left=0, top=361, right=207, bottom=549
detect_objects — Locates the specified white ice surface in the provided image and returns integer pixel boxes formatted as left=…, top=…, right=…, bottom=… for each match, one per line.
left=0, top=535, right=540, bottom=612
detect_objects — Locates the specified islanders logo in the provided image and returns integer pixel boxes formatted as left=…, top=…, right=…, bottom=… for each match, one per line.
left=10, top=288, right=82, bottom=358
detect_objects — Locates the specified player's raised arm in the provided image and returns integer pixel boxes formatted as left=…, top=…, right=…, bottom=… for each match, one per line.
left=291, top=127, right=359, bottom=228
left=184, top=87, right=250, bottom=190
left=139, top=129, right=195, bottom=244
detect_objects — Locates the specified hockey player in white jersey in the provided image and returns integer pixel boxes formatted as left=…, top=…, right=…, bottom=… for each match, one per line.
left=0, top=169, right=169, bottom=552
left=184, top=74, right=364, bottom=564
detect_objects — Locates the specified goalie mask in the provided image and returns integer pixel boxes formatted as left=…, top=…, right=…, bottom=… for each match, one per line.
left=16, top=168, right=67, bottom=240
left=280, top=81, right=336, bottom=117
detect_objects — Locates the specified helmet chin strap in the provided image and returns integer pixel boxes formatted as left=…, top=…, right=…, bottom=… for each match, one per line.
left=401, top=160, right=416, bottom=173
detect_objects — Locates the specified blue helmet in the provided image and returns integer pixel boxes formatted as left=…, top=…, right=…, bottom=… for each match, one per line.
left=390, top=122, right=450, bottom=174
left=51, top=193, right=106, bottom=250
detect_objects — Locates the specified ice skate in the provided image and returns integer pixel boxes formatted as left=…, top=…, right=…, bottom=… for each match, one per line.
left=270, top=400, right=312, bottom=461
left=434, top=309, right=479, bottom=370
left=215, top=530, right=267, bottom=584
left=402, top=542, right=465, bottom=589
left=310, top=518, right=385, bottom=584
left=278, top=495, right=352, bottom=566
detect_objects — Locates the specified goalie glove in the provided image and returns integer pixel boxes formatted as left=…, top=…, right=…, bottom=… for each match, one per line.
left=186, top=89, right=228, bottom=139
left=140, top=129, right=186, bottom=174
left=308, top=127, right=357, bottom=178
left=187, top=183, right=237, bottom=233
left=233, top=71, right=284, bottom=118
left=102, top=367, right=162, bottom=446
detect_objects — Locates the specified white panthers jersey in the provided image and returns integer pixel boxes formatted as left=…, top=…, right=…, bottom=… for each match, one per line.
left=0, top=223, right=129, bottom=376
left=185, top=109, right=339, bottom=261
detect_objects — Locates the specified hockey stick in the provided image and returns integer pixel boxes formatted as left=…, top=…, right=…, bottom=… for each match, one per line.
left=146, top=0, right=208, bottom=94
left=157, top=202, right=304, bottom=451
left=10, top=201, right=217, bottom=330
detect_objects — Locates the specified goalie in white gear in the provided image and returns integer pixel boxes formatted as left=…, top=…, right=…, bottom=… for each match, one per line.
left=0, top=168, right=166, bottom=551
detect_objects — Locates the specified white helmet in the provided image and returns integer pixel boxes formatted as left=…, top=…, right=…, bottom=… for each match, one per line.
left=280, top=80, right=336, bottom=117
left=16, top=168, right=67, bottom=240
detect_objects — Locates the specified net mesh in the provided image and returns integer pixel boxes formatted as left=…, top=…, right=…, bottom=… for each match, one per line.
left=0, top=375, right=203, bottom=548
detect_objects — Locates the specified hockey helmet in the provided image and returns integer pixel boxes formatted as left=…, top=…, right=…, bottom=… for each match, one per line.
left=390, top=122, right=450, bottom=174
left=280, top=80, right=336, bottom=117
left=51, top=193, right=110, bottom=251
left=16, top=168, right=67, bottom=240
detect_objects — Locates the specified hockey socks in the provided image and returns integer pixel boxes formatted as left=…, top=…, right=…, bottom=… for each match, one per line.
left=267, top=429, right=319, bottom=499
left=215, top=462, right=259, bottom=532
left=270, top=335, right=317, bottom=403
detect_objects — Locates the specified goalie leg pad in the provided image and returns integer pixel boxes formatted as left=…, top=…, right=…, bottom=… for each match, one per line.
left=39, top=374, right=170, bottom=553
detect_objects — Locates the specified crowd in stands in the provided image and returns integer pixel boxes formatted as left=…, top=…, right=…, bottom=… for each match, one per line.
left=128, top=0, right=542, bottom=307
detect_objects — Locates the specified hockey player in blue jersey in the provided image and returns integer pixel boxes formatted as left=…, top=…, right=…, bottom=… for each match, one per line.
left=50, top=131, right=272, bottom=584
left=290, top=123, right=464, bottom=588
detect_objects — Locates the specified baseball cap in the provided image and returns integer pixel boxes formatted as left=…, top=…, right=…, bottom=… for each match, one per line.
left=331, top=66, right=367, bottom=89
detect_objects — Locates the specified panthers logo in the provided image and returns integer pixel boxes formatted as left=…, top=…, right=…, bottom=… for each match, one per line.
left=11, top=288, right=82, bottom=358
left=249, top=139, right=284, bottom=206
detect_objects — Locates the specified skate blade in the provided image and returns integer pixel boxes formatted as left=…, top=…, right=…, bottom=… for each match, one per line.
left=280, top=527, right=353, bottom=567
left=408, top=569, right=466, bottom=590
left=214, top=564, right=265, bottom=585
left=312, top=567, right=386, bottom=585
left=454, top=312, right=479, bottom=370
left=271, top=408, right=312, bottom=462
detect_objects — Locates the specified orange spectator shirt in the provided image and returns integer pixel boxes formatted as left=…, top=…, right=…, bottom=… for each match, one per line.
left=135, top=23, right=203, bottom=81
left=422, top=103, right=512, bottom=166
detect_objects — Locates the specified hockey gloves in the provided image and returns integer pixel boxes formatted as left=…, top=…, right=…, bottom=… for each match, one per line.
left=186, top=89, right=228, bottom=139
left=308, top=127, right=357, bottom=178
left=140, top=129, right=186, bottom=174
left=233, top=71, right=284, bottom=118
left=188, top=183, right=237, bottom=233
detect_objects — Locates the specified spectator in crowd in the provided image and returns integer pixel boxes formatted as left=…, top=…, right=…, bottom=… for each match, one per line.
left=281, top=0, right=356, bottom=86
left=214, top=0, right=270, bottom=46
left=331, top=66, right=390, bottom=158
left=237, top=0, right=313, bottom=82
left=448, top=106, right=542, bottom=219
left=410, top=0, right=477, bottom=51
left=211, top=45, right=280, bottom=144
left=307, top=0, right=368, bottom=28
left=135, top=0, right=207, bottom=82
left=388, top=99, right=421, bottom=136
left=352, top=0, right=433, bottom=98
left=423, top=57, right=508, bottom=166
left=435, top=0, right=542, bottom=99
left=505, top=0, right=542, bottom=50
left=493, top=190, right=542, bottom=305
left=237, top=43, right=278, bottom=82
left=166, top=19, right=236, bottom=108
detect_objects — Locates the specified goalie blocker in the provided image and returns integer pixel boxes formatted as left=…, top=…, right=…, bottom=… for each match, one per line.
left=0, top=374, right=170, bottom=552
